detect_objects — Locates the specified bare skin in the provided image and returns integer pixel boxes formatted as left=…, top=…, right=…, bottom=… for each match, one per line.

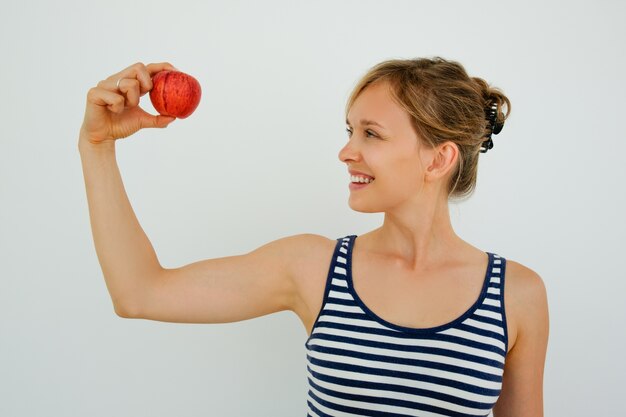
left=79, top=63, right=548, bottom=417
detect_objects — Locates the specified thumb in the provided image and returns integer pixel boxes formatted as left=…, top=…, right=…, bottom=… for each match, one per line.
left=138, top=109, right=176, bottom=129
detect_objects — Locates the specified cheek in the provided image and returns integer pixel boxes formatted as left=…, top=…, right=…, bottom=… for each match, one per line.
left=381, top=155, right=423, bottom=185
left=375, top=160, right=423, bottom=200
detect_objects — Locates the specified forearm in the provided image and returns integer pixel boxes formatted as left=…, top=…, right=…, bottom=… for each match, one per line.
left=78, top=136, right=162, bottom=315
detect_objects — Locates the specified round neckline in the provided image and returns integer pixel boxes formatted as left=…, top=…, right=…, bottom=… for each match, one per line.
left=345, top=234, right=494, bottom=334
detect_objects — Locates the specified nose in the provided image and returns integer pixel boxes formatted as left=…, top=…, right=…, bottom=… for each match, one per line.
left=338, top=139, right=360, bottom=165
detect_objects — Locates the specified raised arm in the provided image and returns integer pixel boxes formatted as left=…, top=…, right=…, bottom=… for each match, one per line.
left=79, top=61, right=317, bottom=324
left=79, top=62, right=177, bottom=315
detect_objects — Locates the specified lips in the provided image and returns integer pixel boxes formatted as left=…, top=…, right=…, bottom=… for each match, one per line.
left=349, top=170, right=375, bottom=179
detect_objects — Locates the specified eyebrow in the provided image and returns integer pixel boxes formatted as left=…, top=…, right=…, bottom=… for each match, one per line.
left=345, top=118, right=387, bottom=130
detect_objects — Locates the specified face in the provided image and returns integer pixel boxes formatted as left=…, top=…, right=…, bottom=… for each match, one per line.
left=339, top=80, right=433, bottom=213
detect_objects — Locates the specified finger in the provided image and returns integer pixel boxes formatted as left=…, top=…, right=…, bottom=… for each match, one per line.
left=145, top=62, right=178, bottom=77
left=117, top=78, right=141, bottom=108
left=136, top=107, right=176, bottom=129
left=100, top=62, right=153, bottom=95
left=87, top=87, right=126, bottom=114
left=99, top=62, right=179, bottom=98
left=141, top=62, right=179, bottom=96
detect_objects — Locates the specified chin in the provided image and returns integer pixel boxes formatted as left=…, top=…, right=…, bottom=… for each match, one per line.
left=348, top=198, right=383, bottom=214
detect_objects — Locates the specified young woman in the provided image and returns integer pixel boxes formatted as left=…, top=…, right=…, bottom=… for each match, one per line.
left=79, top=57, right=549, bottom=416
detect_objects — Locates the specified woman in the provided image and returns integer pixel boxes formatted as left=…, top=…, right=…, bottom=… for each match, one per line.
left=79, top=57, right=549, bottom=416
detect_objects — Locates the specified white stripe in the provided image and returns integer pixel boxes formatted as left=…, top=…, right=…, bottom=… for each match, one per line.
left=494, top=259, right=501, bottom=264
left=491, top=267, right=501, bottom=273
left=307, top=337, right=503, bottom=376
left=439, top=328, right=505, bottom=351
left=307, top=369, right=497, bottom=416
left=329, top=290, right=354, bottom=301
left=490, top=277, right=501, bottom=284
left=306, top=406, right=322, bottom=417
left=331, top=278, right=348, bottom=288
left=307, top=369, right=489, bottom=416
left=308, top=392, right=377, bottom=417
left=310, top=326, right=505, bottom=363
left=334, top=266, right=347, bottom=275
left=308, top=346, right=502, bottom=388
left=487, top=287, right=500, bottom=296
left=308, top=364, right=498, bottom=411
left=474, top=309, right=502, bottom=321
left=464, top=318, right=505, bottom=336
left=310, top=347, right=499, bottom=386
left=339, top=246, right=347, bottom=254
left=324, top=303, right=364, bottom=314
left=337, top=255, right=347, bottom=265
left=483, top=298, right=501, bottom=308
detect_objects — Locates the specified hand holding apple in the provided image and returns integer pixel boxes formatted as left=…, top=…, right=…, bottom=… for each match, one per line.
left=150, top=70, right=202, bottom=119
left=80, top=62, right=180, bottom=146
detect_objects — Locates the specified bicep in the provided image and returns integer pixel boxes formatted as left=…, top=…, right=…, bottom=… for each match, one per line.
left=126, top=235, right=306, bottom=324
left=493, top=267, right=550, bottom=416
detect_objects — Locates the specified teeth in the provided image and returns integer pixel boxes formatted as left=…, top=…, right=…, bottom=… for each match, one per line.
left=350, top=175, right=374, bottom=184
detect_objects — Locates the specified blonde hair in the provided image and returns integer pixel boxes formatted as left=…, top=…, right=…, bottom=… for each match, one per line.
left=345, top=57, right=511, bottom=201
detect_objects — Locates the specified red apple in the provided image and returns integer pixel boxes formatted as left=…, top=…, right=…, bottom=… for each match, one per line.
left=149, top=70, right=201, bottom=119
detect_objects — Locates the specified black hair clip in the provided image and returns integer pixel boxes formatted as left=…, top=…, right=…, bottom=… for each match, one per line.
left=480, top=137, right=494, bottom=153
left=480, top=102, right=504, bottom=153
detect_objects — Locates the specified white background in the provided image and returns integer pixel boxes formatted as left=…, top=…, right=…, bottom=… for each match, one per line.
left=1, top=0, right=625, bottom=416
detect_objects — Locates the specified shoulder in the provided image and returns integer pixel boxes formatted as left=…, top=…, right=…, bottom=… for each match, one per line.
left=503, top=258, right=550, bottom=352
left=264, top=233, right=337, bottom=283
left=274, top=233, right=337, bottom=263
left=245, top=233, right=336, bottom=291
left=504, top=259, right=548, bottom=313
left=255, top=233, right=335, bottom=257
left=276, top=233, right=339, bottom=332
left=283, top=233, right=338, bottom=278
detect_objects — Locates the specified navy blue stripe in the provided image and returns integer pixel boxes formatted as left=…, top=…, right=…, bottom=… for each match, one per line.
left=309, top=334, right=504, bottom=369
left=307, top=399, right=332, bottom=417
left=308, top=386, right=490, bottom=417
left=309, top=388, right=408, bottom=417
left=307, top=343, right=503, bottom=382
left=311, top=321, right=507, bottom=357
left=308, top=373, right=494, bottom=416
left=307, top=354, right=502, bottom=396
left=479, top=303, right=503, bottom=314
left=309, top=331, right=505, bottom=369
left=471, top=311, right=505, bottom=328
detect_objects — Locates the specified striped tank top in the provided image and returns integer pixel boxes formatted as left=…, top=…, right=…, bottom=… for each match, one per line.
left=304, top=235, right=509, bottom=417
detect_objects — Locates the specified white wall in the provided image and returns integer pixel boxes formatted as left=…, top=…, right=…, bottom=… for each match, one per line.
left=1, top=0, right=624, bottom=415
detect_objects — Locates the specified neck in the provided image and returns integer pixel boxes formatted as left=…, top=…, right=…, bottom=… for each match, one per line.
left=372, top=195, right=462, bottom=271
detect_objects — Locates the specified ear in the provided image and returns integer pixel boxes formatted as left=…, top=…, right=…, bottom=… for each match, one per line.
left=424, top=141, right=458, bottom=182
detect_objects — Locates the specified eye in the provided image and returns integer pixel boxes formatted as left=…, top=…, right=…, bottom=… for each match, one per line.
left=345, top=127, right=378, bottom=138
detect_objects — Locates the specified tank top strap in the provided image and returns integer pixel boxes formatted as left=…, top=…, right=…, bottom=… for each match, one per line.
left=484, top=252, right=509, bottom=352
left=304, top=235, right=356, bottom=348
left=483, top=253, right=506, bottom=309
left=320, top=234, right=354, bottom=299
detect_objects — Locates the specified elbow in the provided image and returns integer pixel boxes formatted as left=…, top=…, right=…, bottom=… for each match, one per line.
left=114, top=301, right=141, bottom=318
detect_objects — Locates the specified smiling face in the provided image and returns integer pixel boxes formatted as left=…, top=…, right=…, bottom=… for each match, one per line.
left=339, top=80, right=436, bottom=213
